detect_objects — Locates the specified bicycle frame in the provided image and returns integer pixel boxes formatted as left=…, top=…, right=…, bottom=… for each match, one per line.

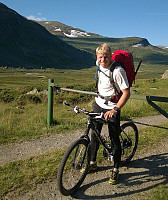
left=57, top=102, right=138, bottom=196
left=62, top=101, right=138, bottom=166
left=80, top=116, right=113, bottom=159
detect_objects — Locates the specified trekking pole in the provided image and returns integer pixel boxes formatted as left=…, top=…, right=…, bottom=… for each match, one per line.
left=135, top=60, right=142, bottom=76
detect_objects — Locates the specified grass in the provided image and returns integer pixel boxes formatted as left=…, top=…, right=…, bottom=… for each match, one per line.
left=0, top=121, right=167, bottom=197
left=0, top=67, right=95, bottom=89
left=138, top=122, right=168, bottom=147
left=0, top=67, right=168, bottom=197
left=0, top=63, right=167, bottom=89
left=0, top=66, right=168, bottom=144
left=0, top=97, right=167, bottom=144
left=0, top=101, right=87, bottom=144
left=142, top=185, right=168, bottom=200
left=0, top=149, right=65, bottom=196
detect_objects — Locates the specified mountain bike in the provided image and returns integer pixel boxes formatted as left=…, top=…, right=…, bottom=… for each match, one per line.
left=57, top=102, right=138, bottom=196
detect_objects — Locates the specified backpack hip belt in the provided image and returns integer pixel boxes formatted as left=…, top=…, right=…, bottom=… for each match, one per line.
left=98, top=93, right=122, bottom=105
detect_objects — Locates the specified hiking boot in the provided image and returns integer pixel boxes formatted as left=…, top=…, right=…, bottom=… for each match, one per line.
left=80, top=161, right=97, bottom=173
left=88, top=161, right=97, bottom=172
left=109, top=169, right=119, bottom=185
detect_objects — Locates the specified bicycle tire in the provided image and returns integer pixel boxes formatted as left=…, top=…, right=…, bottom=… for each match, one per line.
left=57, top=138, right=90, bottom=196
left=120, top=122, right=138, bottom=166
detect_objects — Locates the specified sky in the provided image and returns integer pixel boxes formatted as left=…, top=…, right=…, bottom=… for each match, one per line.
left=1, top=0, right=168, bottom=46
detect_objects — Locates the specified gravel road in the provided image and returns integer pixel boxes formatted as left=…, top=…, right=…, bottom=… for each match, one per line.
left=0, top=115, right=167, bottom=166
left=1, top=114, right=168, bottom=200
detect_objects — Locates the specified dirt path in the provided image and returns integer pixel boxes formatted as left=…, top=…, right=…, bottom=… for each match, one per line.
left=1, top=115, right=168, bottom=200
left=3, top=137, right=168, bottom=200
left=0, top=115, right=167, bottom=166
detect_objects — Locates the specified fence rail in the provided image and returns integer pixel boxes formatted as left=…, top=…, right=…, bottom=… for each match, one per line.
left=47, top=79, right=168, bottom=126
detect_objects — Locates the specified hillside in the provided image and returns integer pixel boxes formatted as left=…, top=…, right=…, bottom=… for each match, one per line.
left=39, top=21, right=168, bottom=66
left=0, top=2, right=168, bottom=70
left=38, top=21, right=102, bottom=38
left=0, top=3, right=94, bottom=69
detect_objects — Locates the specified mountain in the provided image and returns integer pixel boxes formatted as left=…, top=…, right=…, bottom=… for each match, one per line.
left=38, top=21, right=102, bottom=38
left=0, top=3, right=168, bottom=69
left=0, top=3, right=94, bottom=69
left=156, top=45, right=168, bottom=50
left=39, top=21, right=168, bottom=66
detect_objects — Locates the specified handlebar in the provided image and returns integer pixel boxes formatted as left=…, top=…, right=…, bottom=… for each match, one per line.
left=63, top=101, right=105, bottom=121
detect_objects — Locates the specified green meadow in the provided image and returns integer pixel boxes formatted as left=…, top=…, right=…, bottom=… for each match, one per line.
left=0, top=64, right=167, bottom=144
left=0, top=64, right=168, bottom=198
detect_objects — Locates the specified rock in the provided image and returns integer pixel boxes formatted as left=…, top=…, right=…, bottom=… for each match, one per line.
left=162, top=70, right=168, bottom=79
left=16, top=106, right=25, bottom=109
left=26, top=89, right=48, bottom=95
left=131, top=90, right=137, bottom=94
left=26, top=88, right=39, bottom=95
left=39, top=90, right=48, bottom=95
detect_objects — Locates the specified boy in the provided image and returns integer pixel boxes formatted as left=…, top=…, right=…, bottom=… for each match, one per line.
left=90, top=43, right=130, bottom=184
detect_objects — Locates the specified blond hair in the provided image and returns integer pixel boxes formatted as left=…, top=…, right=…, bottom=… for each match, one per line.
left=96, top=43, right=112, bottom=56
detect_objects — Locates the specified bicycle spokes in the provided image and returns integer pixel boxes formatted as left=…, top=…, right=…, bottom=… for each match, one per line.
left=120, top=122, right=138, bottom=166
left=59, top=141, right=89, bottom=194
left=122, top=138, right=132, bottom=149
left=69, top=144, right=87, bottom=169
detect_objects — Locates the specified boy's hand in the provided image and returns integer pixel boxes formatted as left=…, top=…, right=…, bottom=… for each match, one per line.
left=104, top=109, right=117, bottom=120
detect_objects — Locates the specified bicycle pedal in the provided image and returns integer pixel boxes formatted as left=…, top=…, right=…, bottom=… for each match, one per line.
left=108, top=155, right=113, bottom=162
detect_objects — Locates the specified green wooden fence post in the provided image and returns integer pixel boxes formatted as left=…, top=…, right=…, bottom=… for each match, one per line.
left=47, top=79, right=54, bottom=126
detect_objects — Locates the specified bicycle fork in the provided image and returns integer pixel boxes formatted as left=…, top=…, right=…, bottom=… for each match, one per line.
left=70, top=127, right=91, bottom=170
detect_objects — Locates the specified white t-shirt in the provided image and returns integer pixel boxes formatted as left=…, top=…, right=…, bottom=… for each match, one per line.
left=95, top=64, right=129, bottom=109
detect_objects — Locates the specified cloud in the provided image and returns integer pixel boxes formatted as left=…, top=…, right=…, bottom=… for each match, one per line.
left=27, top=15, right=47, bottom=21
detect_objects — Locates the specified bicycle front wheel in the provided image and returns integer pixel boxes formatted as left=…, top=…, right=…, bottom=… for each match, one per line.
left=57, top=138, right=90, bottom=196
left=120, top=122, right=138, bottom=166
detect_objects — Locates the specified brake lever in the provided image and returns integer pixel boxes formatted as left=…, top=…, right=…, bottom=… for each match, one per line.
left=94, top=112, right=109, bottom=123
left=95, top=112, right=104, bottom=119
left=74, top=106, right=79, bottom=114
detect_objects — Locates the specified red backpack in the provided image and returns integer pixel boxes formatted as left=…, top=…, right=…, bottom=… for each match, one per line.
left=111, top=50, right=135, bottom=87
left=94, top=50, right=142, bottom=101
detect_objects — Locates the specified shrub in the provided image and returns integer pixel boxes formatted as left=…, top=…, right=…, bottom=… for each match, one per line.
left=0, top=89, right=18, bottom=102
left=26, top=95, right=42, bottom=104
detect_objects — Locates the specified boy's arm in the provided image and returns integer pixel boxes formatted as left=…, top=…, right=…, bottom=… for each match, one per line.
left=104, top=88, right=130, bottom=120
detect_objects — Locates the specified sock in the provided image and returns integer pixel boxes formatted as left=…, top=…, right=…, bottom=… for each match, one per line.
left=113, top=168, right=119, bottom=172
left=90, top=161, right=97, bottom=165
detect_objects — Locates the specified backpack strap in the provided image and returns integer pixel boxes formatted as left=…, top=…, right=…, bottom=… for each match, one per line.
left=94, top=62, right=122, bottom=103
left=94, top=65, right=99, bottom=82
left=94, top=62, right=111, bottom=86
left=94, top=61, right=101, bottom=88
left=110, top=63, right=121, bottom=97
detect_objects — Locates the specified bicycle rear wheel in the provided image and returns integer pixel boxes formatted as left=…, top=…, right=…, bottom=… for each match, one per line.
left=120, top=122, right=138, bottom=166
left=57, top=138, right=90, bottom=196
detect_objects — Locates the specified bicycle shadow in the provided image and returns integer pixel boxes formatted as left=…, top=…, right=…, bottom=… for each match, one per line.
left=72, top=153, right=168, bottom=199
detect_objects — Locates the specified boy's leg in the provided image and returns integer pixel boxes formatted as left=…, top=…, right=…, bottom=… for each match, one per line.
left=108, top=112, right=121, bottom=184
left=90, top=102, right=103, bottom=163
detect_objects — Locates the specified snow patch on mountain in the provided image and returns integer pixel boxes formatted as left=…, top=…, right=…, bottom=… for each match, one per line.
left=54, top=27, right=61, bottom=31
left=157, top=45, right=168, bottom=50
left=63, top=30, right=91, bottom=38
left=132, top=43, right=143, bottom=47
